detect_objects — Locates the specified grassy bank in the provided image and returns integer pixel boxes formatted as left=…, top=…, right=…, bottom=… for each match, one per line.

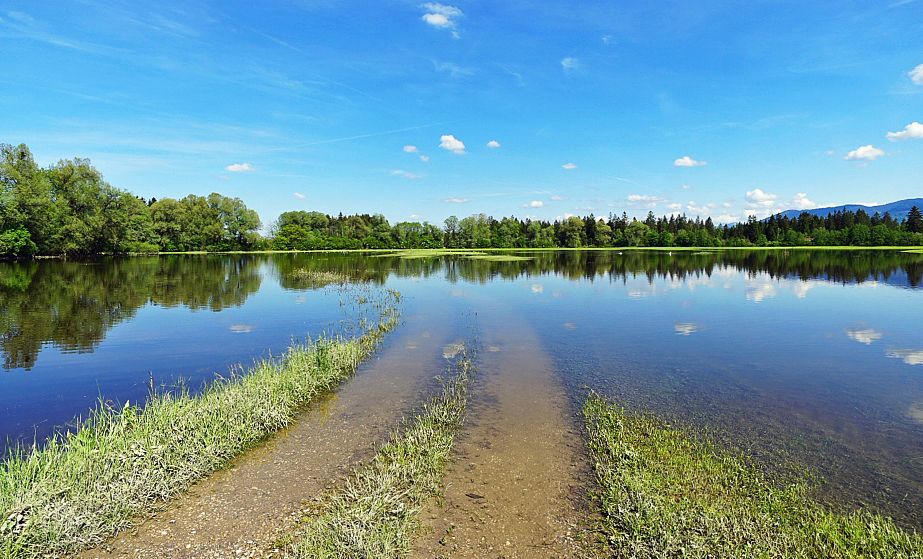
left=281, top=344, right=475, bottom=558
left=583, top=393, right=923, bottom=558
left=0, top=285, right=401, bottom=558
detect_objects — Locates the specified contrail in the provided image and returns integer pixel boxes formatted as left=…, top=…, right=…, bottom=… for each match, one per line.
left=293, top=122, right=449, bottom=148
left=610, top=176, right=663, bottom=195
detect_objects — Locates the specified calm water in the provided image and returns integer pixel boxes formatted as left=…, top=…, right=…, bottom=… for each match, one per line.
left=2, top=250, right=923, bottom=526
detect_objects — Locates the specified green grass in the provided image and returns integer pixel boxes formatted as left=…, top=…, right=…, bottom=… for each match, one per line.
left=582, top=393, right=923, bottom=559
left=0, top=287, right=402, bottom=558
left=288, top=269, right=352, bottom=287
left=282, top=344, right=474, bottom=559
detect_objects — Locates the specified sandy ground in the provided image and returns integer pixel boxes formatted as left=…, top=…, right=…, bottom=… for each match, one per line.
left=80, top=302, right=592, bottom=559
left=80, top=312, right=451, bottom=559
left=412, top=308, right=590, bottom=559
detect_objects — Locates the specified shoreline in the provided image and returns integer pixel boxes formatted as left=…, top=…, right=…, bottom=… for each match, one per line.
left=0, top=285, right=401, bottom=558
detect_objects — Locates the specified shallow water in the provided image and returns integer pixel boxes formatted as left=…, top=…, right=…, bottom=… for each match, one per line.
left=3, top=249, right=923, bottom=526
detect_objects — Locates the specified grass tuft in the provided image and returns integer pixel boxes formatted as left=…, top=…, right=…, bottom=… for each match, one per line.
left=288, top=269, right=352, bottom=287
left=285, top=345, right=475, bottom=559
left=0, top=286, right=401, bottom=558
left=582, top=393, right=923, bottom=559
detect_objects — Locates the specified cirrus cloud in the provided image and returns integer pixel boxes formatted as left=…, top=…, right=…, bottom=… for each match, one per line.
left=561, top=57, right=580, bottom=73
left=439, top=134, right=466, bottom=154
left=225, top=163, right=253, bottom=172
left=443, top=197, right=468, bottom=203
left=674, top=156, right=706, bottom=167
left=844, top=145, right=885, bottom=161
left=886, top=122, right=923, bottom=142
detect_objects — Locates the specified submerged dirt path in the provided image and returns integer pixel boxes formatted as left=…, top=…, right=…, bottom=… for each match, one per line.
left=413, top=306, right=589, bottom=559
left=81, top=312, right=451, bottom=559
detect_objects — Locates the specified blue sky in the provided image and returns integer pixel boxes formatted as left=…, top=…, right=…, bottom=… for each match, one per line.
left=2, top=0, right=921, bottom=229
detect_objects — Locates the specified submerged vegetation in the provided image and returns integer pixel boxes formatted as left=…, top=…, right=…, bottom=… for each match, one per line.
left=0, top=284, right=401, bottom=558
left=282, top=344, right=474, bottom=558
left=583, top=393, right=923, bottom=558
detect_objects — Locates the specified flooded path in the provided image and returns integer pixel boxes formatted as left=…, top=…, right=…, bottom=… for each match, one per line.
left=81, top=312, right=455, bottom=559
left=413, top=303, right=588, bottom=559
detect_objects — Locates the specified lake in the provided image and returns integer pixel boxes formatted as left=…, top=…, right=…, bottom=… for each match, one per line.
left=2, top=250, right=923, bottom=527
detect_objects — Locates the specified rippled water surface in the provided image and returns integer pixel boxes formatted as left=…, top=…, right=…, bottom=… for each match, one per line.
left=2, top=250, right=923, bottom=526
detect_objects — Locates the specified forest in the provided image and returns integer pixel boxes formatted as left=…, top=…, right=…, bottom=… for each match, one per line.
left=0, top=144, right=262, bottom=256
left=269, top=206, right=923, bottom=251
left=2, top=142, right=922, bottom=257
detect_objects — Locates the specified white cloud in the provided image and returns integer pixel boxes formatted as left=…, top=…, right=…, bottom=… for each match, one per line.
left=844, top=145, right=885, bottom=161
left=225, top=163, right=253, bottom=172
left=789, top=193, right=815, bottom=210
left=529, top=200, right=544, bottom=207
left=845, top=328, right=882, bottom=345
left=910, top=64, right=923, bottom=85
left=715, top=214, right=740, bottom=223
left=626, top=194, right=668, bottom=210
left=486, top=140, right=500, bottom=148
left=674, top=156, right=706, bottom=167
left=443, top=197, right=468, bottom=203
left=403, top=145, right=418, bottom=153
left=419, top=155, right=429, bottom=162
left=423, top=12, right=450, bottom=26
left=439, top=134, right=466, bottom=154
left=562, top=162, right=577, bottom=170
left=550, top=195, right=567, bottom=201
left=293, top=192, right=306, bottom=199
left=681, top=184, right=693, bottom=190
left=886, top=122, right=923, bottom=142
left=746, top=188, right=778, bottom=207
left=824, top=150, right=836, bottom=156
left=665, top=203, right=683, bottom=211
left=409, top=214, right=421, bottom=220
left=561, top=57, right=580, bottom=72
left=392, top=170, right=423, bottom=179
left=421, top=3, right=462, bottom=35
left=887, top=348, right=923, bottom=366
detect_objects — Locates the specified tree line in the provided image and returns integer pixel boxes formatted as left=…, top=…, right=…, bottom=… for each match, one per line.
left=271, top=206, right=923, bottom=250
left=1, top=143, right=262, bottom=256
left=3, top=142, right=922, bottom=257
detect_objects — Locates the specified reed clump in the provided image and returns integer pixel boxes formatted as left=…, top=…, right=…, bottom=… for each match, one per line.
left=0, top=287, right=401, bottom=558
left=283, top=345, right=474, bottom=558
left=583, top=393, right=923, bottom=559
left=288, top=269, right=351, bottom=287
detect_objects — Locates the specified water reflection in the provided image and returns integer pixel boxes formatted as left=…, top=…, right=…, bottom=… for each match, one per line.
left=844, top=327, right=882, bottom=345
left=2, top=250, right=921, bottom=371
left=0, top=256, right=262, bottom=370
left=887, top=349, right=923, bottom=366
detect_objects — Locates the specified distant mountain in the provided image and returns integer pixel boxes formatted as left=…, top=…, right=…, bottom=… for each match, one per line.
left=771, top=198, right=923, bottom=222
